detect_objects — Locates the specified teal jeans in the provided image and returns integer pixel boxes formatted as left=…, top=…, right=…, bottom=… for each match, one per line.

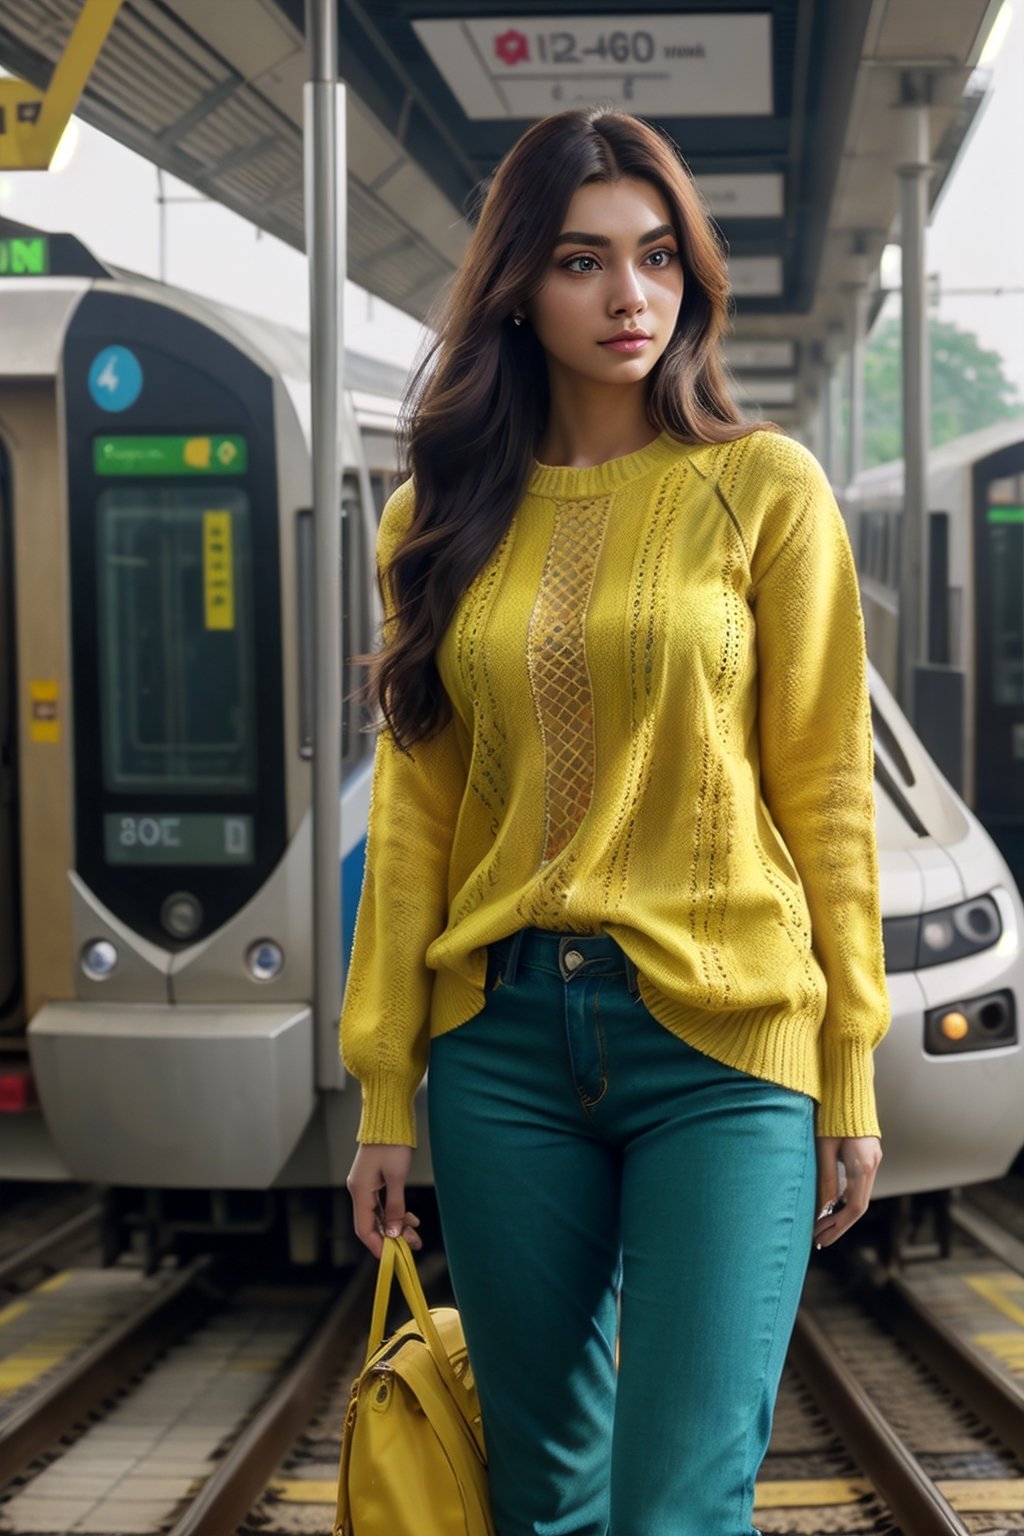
left=427, top=927, right=817, bottom=1536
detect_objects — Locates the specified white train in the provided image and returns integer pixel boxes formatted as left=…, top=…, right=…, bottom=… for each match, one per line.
left=0, top=220, right=1020, bottom=1264
left=843, top=417, right=1024, bottom=825
left=867, top=660, right=1022, bottom=1195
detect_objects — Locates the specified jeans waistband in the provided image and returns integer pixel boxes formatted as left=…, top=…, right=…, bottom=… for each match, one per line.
left=486, top=927, right=641, bottom=999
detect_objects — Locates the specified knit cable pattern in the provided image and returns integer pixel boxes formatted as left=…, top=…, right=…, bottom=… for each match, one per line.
left=339, top=431, right=891, bottom=1146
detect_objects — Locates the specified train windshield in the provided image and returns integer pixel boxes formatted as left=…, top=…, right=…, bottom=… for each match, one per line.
left=987, top=500, right=1024, bottom=706
left=96, top=486, right=256, bottom=793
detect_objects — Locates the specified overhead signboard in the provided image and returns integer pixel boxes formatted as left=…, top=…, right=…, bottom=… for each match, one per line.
left=732, top=376, right=797, bottom=406
left=725, top=340, right=797, bottom=370
left=728, top=256, right=783, bottom=297
left=697, top=174, right=784, bottom=219
left=0, top=0, right=124, bottom=171
left=412, top=13, right=772, bottom=120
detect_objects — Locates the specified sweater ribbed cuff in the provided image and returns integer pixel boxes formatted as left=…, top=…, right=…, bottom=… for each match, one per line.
left=815, top=1032, right=882, bottom=1140
left=355, top=1071, right=419, bottom=1147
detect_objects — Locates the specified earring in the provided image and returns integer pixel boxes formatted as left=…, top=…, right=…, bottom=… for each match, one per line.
left=513, top=313, right=524, bottom=326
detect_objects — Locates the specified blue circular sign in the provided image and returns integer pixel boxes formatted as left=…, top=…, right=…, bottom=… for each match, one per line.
left=88, top=346, right=143, bottom=412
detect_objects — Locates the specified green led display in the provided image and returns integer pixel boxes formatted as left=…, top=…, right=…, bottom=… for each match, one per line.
left=987, top=507, right=1024, bottom=524
left=0, top=236, right=48, bottom=276
left=94, top=435, right=248, bottom=476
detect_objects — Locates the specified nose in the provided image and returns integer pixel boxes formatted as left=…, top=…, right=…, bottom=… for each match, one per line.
left=610, top=269, right=647, bottom=319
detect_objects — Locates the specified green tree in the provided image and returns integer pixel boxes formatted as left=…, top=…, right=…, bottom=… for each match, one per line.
left=864, top=314, right=1023, bottom=467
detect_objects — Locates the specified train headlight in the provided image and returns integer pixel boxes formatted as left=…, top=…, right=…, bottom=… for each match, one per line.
left=921, top=913, right=955, bottom=953
left=939, top=1010, right=970, bottom=1041
left=885, top=893, right=1003, bottom=972
left=925, top=989, right=1017, bottom=1054
left=919, top=895, right=1001, bottom=964
left=81, top=939, right=118, bottom=980
left=246, top=940, right=284, bottom=982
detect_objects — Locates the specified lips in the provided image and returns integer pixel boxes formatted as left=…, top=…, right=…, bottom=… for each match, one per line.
left=599, top=334, right=652, bottom=353
left=600, top=331, right=651, bottom=343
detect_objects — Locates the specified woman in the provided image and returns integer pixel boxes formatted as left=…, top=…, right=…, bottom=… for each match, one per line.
left=341, top=106, right=886, bottom=1536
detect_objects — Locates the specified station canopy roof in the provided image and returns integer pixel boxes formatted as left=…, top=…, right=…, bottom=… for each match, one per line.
left=0, top=0, right=1001, bottom=423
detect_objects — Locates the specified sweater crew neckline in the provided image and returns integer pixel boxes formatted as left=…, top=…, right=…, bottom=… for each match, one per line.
left=527, top=429, right=691, bottom=498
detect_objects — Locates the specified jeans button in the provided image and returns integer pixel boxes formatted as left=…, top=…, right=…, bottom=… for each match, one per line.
left=563, top=949, right=584, bottom=972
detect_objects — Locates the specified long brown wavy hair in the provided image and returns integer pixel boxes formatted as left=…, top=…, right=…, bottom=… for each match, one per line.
left=352, top=106, right=775, bottom=753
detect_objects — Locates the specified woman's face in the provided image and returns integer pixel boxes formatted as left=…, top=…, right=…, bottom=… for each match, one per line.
left=523, top=177, right=685, bottom=387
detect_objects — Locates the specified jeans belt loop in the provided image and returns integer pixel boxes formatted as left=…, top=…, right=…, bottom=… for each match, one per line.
left=499, top=928, right=525, bottom=988
left=623, top=953, right=640, bottom=1002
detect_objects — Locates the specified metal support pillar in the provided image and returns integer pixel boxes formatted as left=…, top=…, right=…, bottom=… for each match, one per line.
left=826, top=364, right=843, bottom=490
left=897, top=92, right=932, bottom=719
left=820, top=321, right=847, bottom=492
left=305, top=0, right=347, bottom=1089
left=847, top=281, right=869, bottom=485
left=807, top=364, right=828, bottom=467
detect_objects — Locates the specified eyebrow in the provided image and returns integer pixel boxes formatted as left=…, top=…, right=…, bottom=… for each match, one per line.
left=553, top=223, right=676, bottom=249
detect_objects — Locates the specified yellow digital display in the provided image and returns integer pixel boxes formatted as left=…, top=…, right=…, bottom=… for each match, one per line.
left=203, top=511, right=235, bottom=630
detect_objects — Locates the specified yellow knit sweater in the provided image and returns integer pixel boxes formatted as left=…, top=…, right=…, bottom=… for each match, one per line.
left=340, top=428, right=890, bottom=1145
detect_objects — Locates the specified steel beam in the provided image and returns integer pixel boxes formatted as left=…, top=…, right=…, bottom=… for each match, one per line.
left=305, top=0, right=346, bottom=1091
left=897, top=93, right=933, bottom=718
left=847, top=281, right=869, bottom=485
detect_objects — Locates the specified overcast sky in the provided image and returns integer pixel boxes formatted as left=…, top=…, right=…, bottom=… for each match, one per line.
left=1, top=3, right=1021, bottom=398
left=896, top=0, right=1024, bottom=398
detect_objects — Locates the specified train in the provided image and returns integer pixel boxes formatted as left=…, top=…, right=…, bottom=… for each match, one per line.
left=0, top=218, right=1021, bottom=1265
left=843, top=417, right=1024, bottom=851
left=0, top=219, right=407, bottom=1262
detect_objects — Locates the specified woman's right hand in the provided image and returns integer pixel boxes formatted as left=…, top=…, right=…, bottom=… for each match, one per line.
left=346, top=1142, right=423, bottom=1259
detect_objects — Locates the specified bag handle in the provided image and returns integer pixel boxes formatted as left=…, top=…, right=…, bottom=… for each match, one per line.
left=363, top=1236, right=483, bottom=1448
left=365, top=1234, right=398, bottom=1364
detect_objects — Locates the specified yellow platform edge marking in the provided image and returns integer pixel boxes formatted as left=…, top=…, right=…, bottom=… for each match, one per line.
left=971, top=1334, right=1024, bottom=1374
left=35, top=1271, right=71, bottom=1294
left=938, top=1479, right=1024, bottom=1512
left=752, top=1480, right=871, bottom=1510
left=964, top=1272, right=1024, bottom=1330
left=0, top=1272, right=107, bottom=1395
left=266, top=1478, right=877, bottom=1510
left=266, top=1475, right=1024, bottom=1514
left=0, top=1354, right=68, bottom=1393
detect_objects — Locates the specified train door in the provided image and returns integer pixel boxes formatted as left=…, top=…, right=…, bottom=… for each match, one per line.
left=0, top=434, right=20, bottom=1029
left=974, top=440, right=1024, bottom=880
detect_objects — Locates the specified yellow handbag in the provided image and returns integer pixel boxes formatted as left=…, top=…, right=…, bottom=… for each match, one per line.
left=333, top=1234, right=495, bottom=1536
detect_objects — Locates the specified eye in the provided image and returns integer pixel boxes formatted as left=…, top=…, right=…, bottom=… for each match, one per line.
left=561, top=249, right=678, bottom=274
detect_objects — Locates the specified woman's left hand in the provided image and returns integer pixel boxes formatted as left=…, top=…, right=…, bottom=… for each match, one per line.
left=813, top=1135, right=882, bottom=1249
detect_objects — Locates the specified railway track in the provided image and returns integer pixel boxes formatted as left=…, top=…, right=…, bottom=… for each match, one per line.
left=774, top=1179, right=1024, bottom=1535
left=2, top=1183, right=1024, bottom=1534
left=242, top=1186, right=1024, bottom=1536
left=0, top=1243, right=445, bottom=1536
left=0, top=1186, right=103, bottom=1296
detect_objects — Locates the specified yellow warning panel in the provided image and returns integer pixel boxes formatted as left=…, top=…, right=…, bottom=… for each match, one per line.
left=267, top=1476, right=882, bottom=1511
left=972, top=1332, right=1024, bottom=1370
left=269, top=1482, right=342, bottom=1504
left=751, top=1479, right=872, bottom=1510
left=28, top=680, right=59, bottom=743
left=203, top=510, right=235, bottom=631
left=36, top=1272, right=71, bottom=1294
left=965, top=1271, right=1024, bottom=1330
left=938, top=1479, right=1024, bottom=1512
